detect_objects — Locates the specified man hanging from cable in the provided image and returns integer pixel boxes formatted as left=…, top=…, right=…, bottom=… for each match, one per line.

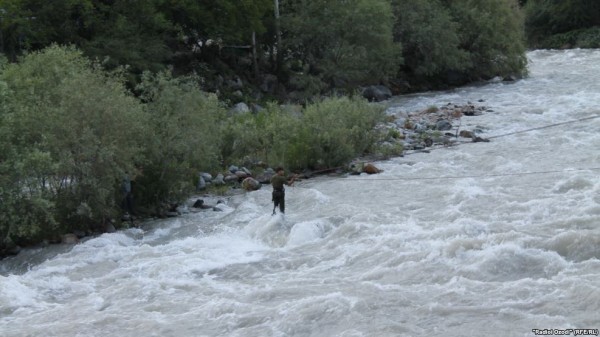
left=270, top=167, right=295, bottom=215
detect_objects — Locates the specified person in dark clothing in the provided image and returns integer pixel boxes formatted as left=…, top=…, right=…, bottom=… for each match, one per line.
left=121, top=172, right=135, bottom=218
left=270, top=167, right=295, bottom=215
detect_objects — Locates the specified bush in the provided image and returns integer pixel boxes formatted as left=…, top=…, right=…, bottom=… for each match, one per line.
left=0, top=45, right=146, bottom=243
left=220, top=96, right=385, bottom=171
left=286, top=96, right=385, bottom=170
left=282, top=0, right=401, bottom=87
left=448, top=0, right=528, bottom=80
left=135, top=71, right=225, bottom=208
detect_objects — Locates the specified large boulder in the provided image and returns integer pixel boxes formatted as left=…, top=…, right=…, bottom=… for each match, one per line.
left=242, top=177, right=261, bottom=191
left=363, top=163, right=382, bottom=174
left=362, top=85, right=392, bottom=102
left=229, top=102, right=250, bottom=115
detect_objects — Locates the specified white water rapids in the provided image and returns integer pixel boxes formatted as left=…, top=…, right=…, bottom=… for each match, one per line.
left=1, top=49, right=599, bottom=337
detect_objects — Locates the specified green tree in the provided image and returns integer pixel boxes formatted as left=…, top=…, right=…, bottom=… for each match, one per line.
left=286, top=96, right=385, bottom=170
left=281, top=0, right=401, bottom=88
left=525, top=0, right=600, bottom=48
left=135, top=71, right=225, bottom=208
left=392, top=0, right=470, bottom=85
left=447, top=0, right=527, bottom=80
left=0, top=45, right=145, bottom=243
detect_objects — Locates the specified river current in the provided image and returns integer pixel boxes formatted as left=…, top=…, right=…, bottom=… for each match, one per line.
left=1, top=49, right=599, bottom=337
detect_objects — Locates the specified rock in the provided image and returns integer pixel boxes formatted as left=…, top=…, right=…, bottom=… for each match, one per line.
left=62, top=233, right=79, bottom=244
left=256, top=171, right=275, bottom=184
left=459, top=130, right=474, bottom=138
left=235, top=170, right=249, bottom=179
left=362, top=85, right=392, bottom=102
left=192, top=199, right=204, bottom=208
left=242, top=177, right=261, bottom=191
left=213, top=173, right=225, bottom=185
left=165, top=211, right=179, bottom=217
left=105, top=223, right=117, bottom=233
left=228, top=165, right=239, bottom=173
left=363, top=163, right=381, bottom=174
left=242, top=167, right=252, bottom=175
left=435, top=119, right=453, bottom=131
left=200, top=172, right=213, bottom=182
left=197, top=176, right=206, bottom=191
left=229, top=102, right=250, bottom=115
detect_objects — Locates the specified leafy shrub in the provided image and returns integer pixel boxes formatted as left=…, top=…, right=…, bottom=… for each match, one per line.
left=0, top=45, right=145, bottom=239
left=135, top=71, right=225, bottom=208
left=286, top=96, right=385, bottom=170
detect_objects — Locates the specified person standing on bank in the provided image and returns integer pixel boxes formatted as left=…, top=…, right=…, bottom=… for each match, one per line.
left=121, top=171, right=135, bottom=220
left=270, top=167, right=295, bottom=215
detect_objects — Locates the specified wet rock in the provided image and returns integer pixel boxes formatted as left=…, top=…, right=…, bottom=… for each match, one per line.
left=229, top=102, right=250, bottom=115
left=213, top=173, right=225, bottom=185
left=105, top=223, right=117, bottom=233
left=459, top=130, right=474, bottom=138
left=242, top=177, right=261, bottom=191
left=436, top=120, right=453, bottom=131
left=62, top=234, right=79, bottom=244
left=362, top=85, right=392, bottom=102
left=363, top=163, right=382, bottom=174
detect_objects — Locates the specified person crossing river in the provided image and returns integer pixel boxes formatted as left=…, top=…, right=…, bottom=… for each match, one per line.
left=270, top=167, right=296, bottom=215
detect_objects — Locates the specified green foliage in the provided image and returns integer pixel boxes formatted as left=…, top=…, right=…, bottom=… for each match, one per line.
left=391, top=0, right=527, bottom=86
left=448, top=0, right=527, bottom=80
left=392, top=0, right=470, bottom=79
left=135, top=71, right=225, bottom=206
left=221, top=96, right=385, bottom=171
left=282, top=0, right=401, bottom=87
left=286, top=96, right=385, bottom=170
left=0, top=45, right=145, bottom=242
left=525, top=0, right=600, bottom=47
left=160, top=0, right=273, bottom=44
left=221, top=102, right=298, bottom=166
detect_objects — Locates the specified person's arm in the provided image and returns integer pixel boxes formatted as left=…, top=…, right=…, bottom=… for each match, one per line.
left=287, top=174, right=296, bottom=187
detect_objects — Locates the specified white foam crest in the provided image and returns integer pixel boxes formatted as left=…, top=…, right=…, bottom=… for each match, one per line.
left=244, top=213, right=290, bottom=247
left=459, top=242, right=568, bottom=281
left=124, top=233, right=268, bottom=278
left=542, top=230, right=600, bottom=262
left=0, top=275, right=43, bottom=312
left=286, top=219, right=332, bottom=247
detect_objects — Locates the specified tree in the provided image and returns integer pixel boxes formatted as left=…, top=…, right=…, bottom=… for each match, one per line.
left=281, top=0, right=401, bottom=88
left=525, top=0, right=600, bottom=47
left=446, top=0, right=527, bottom=80
left=0, top=45, right=146, bottom=241
left=392, top=0, right=470, bottom=85
left=135, top=71, right=225, bottom=208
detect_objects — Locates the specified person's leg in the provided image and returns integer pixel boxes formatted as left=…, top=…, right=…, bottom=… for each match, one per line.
left=279, top=195, right=285, bottom=214
left=273, top=193, right=280, bottom=215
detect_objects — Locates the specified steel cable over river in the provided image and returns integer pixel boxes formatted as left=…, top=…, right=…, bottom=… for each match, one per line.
left=1, top=49, right=600, bottom=337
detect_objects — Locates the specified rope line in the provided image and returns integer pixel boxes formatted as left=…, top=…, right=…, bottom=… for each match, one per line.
left=487, top=115, right=600, bottom=139
left=345, top=167, right=600, bottom=181
left=400, top=114, right=600, bottom=156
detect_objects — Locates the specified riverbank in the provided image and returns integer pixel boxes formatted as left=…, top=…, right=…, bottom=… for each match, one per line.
left=0, top=99, right=492, bottom=261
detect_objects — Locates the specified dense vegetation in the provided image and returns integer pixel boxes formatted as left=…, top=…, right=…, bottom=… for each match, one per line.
left=1, top=0, right=596, bottom=255
left=524, top=0, right=600, bottom=48
left=0, top=46, right=387, bottom=254
left=0, top=0, right=528, bottom=96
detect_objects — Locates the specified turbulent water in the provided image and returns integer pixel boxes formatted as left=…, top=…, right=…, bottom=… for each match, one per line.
left=1, top=49, right=600, bottom=337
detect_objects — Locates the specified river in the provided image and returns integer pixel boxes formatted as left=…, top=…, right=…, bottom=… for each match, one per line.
left=1, top=49, right=599, bottom=337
